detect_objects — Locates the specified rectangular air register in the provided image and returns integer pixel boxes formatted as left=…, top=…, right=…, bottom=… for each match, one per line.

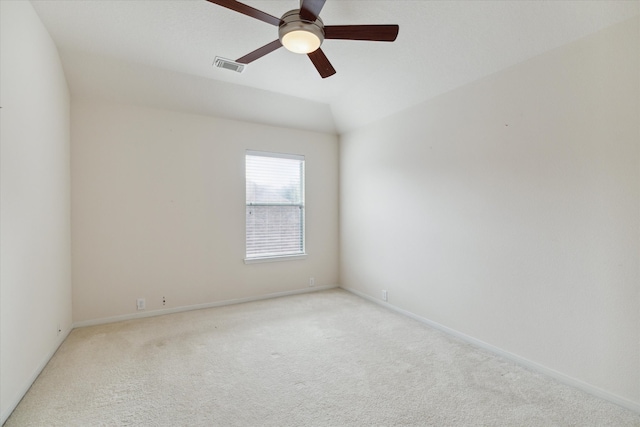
left=213, top=57, right=245, bottom=73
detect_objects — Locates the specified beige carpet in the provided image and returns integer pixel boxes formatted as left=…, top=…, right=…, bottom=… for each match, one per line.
left=5, top=289, right=640, bottom=426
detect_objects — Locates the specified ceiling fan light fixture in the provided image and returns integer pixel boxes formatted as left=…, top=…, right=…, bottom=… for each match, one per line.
left=207, top=1, right=399, bottom=78
left=279, top=9, right=324, bottom=54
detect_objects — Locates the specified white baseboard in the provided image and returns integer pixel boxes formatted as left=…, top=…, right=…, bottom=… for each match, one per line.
left=341, top=286, right=640, bottom=415
left=73, top=285, right=338, bottom=328
left=1, top=328, right=72, bottom=425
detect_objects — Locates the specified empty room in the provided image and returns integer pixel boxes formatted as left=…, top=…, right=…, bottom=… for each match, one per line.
left=1, top=0, right=639, bottom=425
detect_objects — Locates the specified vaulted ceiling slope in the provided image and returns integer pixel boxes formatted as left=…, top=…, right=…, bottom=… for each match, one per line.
left=31, top=0, right=639, bottom=135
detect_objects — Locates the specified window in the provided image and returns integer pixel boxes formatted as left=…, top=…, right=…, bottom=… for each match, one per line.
left=245, top=150, right=305, bottom=262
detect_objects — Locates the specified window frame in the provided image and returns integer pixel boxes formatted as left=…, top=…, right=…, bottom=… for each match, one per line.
left=244, top=150, right=307, bottom=264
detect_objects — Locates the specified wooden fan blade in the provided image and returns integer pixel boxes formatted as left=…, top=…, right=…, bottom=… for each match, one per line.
left=206, top=0, right=280, bottom=26
left=237, top=40, right=282, bottom=64
left=324, top=25, right=399, bottom=42
left=299, top=0, right=327, bottom=21
left=307, top=48, right=336, bottom=79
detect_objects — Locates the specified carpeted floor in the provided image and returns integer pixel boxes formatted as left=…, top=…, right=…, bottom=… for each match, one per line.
left=5, top=289, right=640, bottom=426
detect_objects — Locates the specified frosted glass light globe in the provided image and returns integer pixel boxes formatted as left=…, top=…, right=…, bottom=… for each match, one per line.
left=282, top=30, right=321, bottom=54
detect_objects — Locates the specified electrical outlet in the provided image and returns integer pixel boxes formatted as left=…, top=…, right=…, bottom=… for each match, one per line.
left=309, top=277, right=315, bottom=287
left=382, top=290, right=388, bottom=301
left=137, top=298, right=146, bottom=310
left=57, top=323, right=62, bottom=336
left=162, top=296, right=166, bottom=306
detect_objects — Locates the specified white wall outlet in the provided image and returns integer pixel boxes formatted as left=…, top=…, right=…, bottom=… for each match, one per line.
left=162, top=296, right=166, bottom=306
left=382, top=290, right=388, bottom=301
left=309, top=277, right=315, bottom=287
left=137, top=298, right=146, bottom=310
left=57, top=323, right=62, bottom=336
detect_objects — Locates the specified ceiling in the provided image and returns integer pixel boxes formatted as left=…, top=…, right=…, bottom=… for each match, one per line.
left=31, top=0, right=639, bottom=134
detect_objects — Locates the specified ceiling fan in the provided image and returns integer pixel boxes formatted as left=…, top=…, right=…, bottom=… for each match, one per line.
left=206, top=0, right=399, bottom=78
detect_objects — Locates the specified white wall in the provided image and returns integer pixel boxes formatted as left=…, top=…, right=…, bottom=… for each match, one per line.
left=340, top=17, right=640, bottom=408
left=0, top=1, right=72, bottom=423
left=71, top=100, right=339, bottom=323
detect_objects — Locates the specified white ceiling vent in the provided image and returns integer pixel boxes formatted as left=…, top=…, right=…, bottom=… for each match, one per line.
left=213, top=57, right=245, bottom=73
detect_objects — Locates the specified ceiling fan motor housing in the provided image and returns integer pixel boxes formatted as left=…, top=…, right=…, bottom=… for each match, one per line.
left=278, top=9, right=325, bottom=54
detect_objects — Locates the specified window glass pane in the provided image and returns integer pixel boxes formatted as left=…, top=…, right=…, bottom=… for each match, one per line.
left=246, top=155, right=302, bottom=205
left=246, top=152, right=305, bottom=258
left=246, top=205, right=303, bottom=257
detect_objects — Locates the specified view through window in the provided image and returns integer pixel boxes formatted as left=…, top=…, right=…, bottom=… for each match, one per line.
left=245, top=151, right=305, bottom=260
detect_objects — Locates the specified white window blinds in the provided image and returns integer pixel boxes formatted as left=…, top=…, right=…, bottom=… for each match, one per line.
left=246, top=151, right=305, bottom=259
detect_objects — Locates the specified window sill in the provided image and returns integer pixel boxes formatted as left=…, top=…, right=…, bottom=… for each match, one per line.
left=244, top=254, right=308, bottom=264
